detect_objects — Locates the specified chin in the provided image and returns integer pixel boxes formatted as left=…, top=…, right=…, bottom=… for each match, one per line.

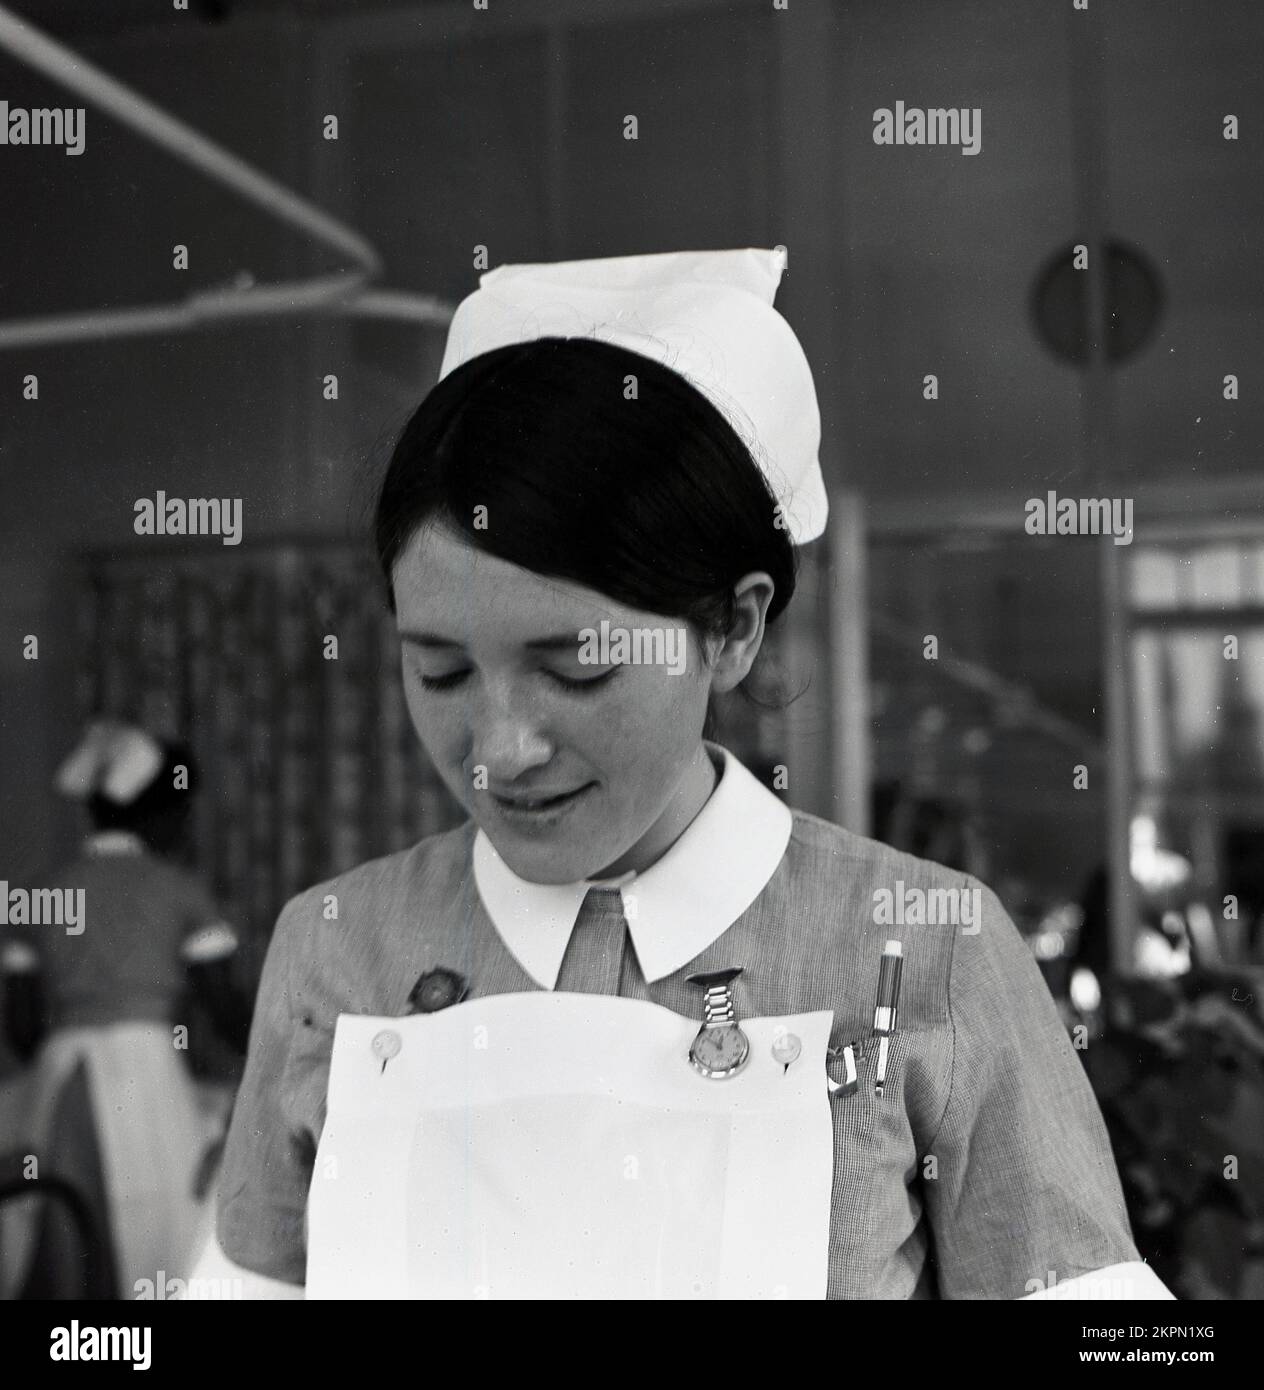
left=487, top=833, right=593, bottom=885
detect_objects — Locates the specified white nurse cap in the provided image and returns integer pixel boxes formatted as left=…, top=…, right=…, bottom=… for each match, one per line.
left=54, top=719, right=165, bottom=806
left=437, top=247, right=829, bottom=544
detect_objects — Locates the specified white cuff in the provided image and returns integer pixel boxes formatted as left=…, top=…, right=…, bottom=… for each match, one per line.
left=0, top=941, right=40, bottom=974
left=181, top=923, right=239, bottom=964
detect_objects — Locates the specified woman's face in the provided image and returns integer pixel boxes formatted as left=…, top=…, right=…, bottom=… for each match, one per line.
left=392, top=524, right=724, bottom=884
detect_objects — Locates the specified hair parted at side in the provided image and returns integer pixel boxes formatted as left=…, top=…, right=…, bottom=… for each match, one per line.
left=373, top=337, right=797, bottom=642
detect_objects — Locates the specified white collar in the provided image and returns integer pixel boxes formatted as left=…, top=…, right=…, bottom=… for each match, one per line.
left=84, top=830, right=146, bottom=856
left=473, top=743, right=793, bottom=989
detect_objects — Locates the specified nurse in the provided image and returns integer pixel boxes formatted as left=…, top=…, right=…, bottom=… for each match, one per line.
left=208, top=248, right=1173, bottom=1300
left=0, top=721, right=242, bottom=1298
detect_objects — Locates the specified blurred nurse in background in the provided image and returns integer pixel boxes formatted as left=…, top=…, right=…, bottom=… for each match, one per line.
left=0, top=720, right=245, bottom=1298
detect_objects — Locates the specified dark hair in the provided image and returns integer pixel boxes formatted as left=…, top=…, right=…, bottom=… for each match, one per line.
left=373, top=338, right=797, bottom=658
left=88, top=741, right=198, bottom=856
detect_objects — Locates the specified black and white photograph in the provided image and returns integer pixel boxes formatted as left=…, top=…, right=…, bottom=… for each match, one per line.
left=0, top=0, right=1260, bottom=1350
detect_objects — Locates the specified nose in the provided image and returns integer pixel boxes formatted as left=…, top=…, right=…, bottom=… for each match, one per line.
left=470, top=686, right=555, bottom=783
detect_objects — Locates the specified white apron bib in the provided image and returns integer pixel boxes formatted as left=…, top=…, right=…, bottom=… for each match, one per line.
left=306, top=992, right=836, bottom=1299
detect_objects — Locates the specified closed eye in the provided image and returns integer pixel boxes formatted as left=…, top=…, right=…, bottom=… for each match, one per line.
left=418, top=670, right=469, bottom=691
left=416, top=668, right=617, bottom=694
left=548, top=668, right=618, bottom=692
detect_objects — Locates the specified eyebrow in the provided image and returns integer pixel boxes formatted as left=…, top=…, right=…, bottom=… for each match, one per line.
left=398, top=631, right=585, bottom=652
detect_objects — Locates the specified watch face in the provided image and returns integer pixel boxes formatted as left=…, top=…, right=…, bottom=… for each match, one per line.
left=689, top=1025, right=750, bottom=1078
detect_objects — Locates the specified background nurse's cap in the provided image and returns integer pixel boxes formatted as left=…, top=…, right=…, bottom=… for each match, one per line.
left=437, top=247, right=828, bottom=545
left=54, top=719, right=166, bottom=806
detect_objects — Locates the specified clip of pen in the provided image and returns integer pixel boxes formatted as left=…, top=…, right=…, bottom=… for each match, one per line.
left=871, top=939, right=904, bottom=1096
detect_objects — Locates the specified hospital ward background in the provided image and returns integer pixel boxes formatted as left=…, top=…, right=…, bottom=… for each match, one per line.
left=0, top=0, right=1262, bottom=1303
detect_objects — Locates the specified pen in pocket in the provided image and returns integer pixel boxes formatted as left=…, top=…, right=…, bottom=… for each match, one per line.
left=871, top=939, right=904, bottom=1096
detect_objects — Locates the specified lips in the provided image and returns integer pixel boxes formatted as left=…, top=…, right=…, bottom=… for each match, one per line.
left=487, top=780, right=599, bottom=832
left=491, top=785, right=591, bottom=812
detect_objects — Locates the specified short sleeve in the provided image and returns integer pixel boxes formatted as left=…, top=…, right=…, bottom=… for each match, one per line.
left=921, top=880, right=1141, bottom=1299
left=213, top=897, right=312, bottom=1285
left=175, top=874, right=239, bottom=964
left=0, top=934, right=41, bottom=975
left=0, top=907, right=40, bottom=973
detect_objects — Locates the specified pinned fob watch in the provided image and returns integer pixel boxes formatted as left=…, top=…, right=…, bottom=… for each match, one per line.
left=686, top=967, right=750, bottom=1079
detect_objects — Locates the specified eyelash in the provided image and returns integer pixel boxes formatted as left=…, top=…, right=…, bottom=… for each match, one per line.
left=417, top=669, right=618, bottom=694
left=417, top=671, right=466, bottom=691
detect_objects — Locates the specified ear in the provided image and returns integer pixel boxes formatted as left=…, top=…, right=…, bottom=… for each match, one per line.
left=707, top=572, right=776, bottom=693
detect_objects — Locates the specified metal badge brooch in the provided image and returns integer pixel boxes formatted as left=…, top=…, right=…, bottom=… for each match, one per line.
left=407, top=967, right=470, bottom=1014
